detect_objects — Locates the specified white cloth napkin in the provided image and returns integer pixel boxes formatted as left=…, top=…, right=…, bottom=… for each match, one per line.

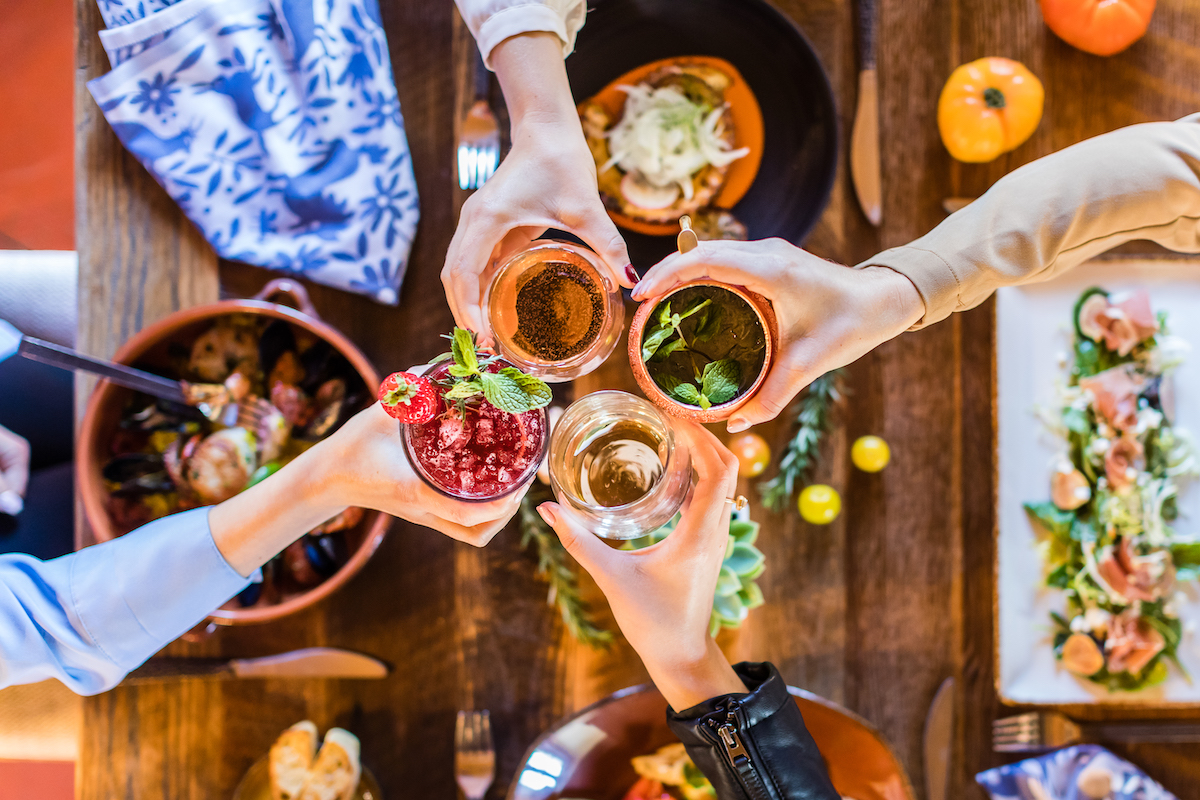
left=87, top=0, right=420, bottom=305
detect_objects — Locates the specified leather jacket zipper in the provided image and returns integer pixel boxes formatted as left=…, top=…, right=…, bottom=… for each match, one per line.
left=706, top=703, right=772, bottom=800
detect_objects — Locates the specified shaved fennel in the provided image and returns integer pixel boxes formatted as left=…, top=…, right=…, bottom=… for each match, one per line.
left=603, top=83, right=749, bottom=200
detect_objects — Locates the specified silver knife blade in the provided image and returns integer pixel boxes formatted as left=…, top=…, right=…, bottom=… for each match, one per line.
left=924, top=677, right=955, bottom=800
left=124, top=648, right=388, bottom=682
left=232, top=648, right=389, bottom=679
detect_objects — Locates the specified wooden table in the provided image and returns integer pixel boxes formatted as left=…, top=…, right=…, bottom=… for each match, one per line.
left=73, top=0, right=1200, bottom=797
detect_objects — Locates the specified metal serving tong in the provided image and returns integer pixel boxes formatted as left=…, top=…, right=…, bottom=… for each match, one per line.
left=17, top=335, right=252, bottom=423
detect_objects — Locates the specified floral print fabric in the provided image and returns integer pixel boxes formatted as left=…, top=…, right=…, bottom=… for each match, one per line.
left=88, top=0, right=419, bottom=305
left=976, top=745, right=1176, bottom=800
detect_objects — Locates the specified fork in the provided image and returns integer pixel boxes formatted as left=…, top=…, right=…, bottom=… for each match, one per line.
left=455, top=709, right=496, bottom=800
left=457, top=47, right=500, bottom=190
left=993, top=710, right=1200, bottom=752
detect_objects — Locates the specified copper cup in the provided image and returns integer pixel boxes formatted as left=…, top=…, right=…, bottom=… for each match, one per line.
left=627, top=280, right=779, bottom=423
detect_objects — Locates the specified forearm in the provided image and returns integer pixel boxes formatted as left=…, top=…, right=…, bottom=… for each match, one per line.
left=867, top=114, right=1200, bottom=328
left=491, top=32, right=581, bottom=134
left=208, top=437, right=346, bottom=577
left=645, top=638, right=748, bottom=712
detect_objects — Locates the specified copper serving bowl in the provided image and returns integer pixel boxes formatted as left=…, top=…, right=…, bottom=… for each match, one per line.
left=508, top=683, right=916, bottom=800
left=77, top=279, right=388, bottom=625
left=627, top=281, right=779, bottom=423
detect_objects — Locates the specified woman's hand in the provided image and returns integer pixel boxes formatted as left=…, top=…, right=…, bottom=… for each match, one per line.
left=209, top=382, right=520, bottom=576
left=0, top=424, right=30, bottom=515
left=536, top=422, right=748, bottom=710
left=442, top=32, right=633, bottom=339
left=632, top=239, right=926, bottom=432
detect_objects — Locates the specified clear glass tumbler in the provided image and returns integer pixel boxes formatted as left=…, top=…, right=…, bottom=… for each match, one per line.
left=548, top=391, right=692, bottom=540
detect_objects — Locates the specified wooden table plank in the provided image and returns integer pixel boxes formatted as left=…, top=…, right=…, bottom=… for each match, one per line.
left=73, top=0, right=1200, bottom=798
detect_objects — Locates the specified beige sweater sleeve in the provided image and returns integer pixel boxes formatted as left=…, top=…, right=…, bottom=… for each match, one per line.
left=862, top=114, right=1200, bottom=328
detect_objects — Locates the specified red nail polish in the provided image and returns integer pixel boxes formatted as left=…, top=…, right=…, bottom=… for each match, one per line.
left=624, top=264, right=639, bottom=284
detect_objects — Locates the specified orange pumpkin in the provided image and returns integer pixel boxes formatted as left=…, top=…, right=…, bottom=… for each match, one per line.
left=937, top=57, right=1044, bottom=163
left=1040, top=0, right=1156, bottom=57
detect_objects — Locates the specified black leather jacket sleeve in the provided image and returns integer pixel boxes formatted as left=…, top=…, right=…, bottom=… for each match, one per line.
left=665, top=662, right=840, bottom=800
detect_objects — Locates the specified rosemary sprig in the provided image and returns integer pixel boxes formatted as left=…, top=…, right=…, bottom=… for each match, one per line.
left=518, top=483, right=613, bottom=648
left=757, top=370, right=846, bottom=513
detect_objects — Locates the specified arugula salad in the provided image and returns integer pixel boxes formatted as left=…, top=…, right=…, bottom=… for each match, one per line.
left=1026, top=286, right=1199, bottom=692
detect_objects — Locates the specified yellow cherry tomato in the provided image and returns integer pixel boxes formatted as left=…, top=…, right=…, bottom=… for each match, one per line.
left=938, top=57, right=1044, bottom=163
left=799, top=484, right=841, bottom=525
left=730, top=432, right=771, bottom=478
left=851, top=435, right=891, bottom=473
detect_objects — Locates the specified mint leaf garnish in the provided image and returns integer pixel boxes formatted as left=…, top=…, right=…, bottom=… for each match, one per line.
left=673, top=382, right=702, bottom=405
left=657, top=301, right=672, bottom=326
left=652, top=337, right=688, bottom=362
left=449, top=363, right=475, bottom=378
left=500, top=366, right=552, bottom=409
left=655, top=373, right=683, bottom=394
left=452, top=327, right=477, bottom=373
left=642, top=323, right=675, bottom=363
left=694, top=305, right=722, bottom=342
left=444, top=379, right=483, bottom=401
left=679, top=297, right=711, bottom=321
left=702, top=358, right=741, bottom=405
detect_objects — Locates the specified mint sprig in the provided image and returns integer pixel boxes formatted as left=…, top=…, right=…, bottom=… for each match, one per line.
left=435, top=327, right=552, bottom=414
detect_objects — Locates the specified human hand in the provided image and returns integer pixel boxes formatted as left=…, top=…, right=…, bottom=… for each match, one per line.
left=0, top=424, right=30, bottom=516
left=442, top=32, right=633, bottom=339
left=320, top=401, right=521, bottom=547
left=536, top=422, right=747, bottom=710
left=631, top=239, right=925, bottom=432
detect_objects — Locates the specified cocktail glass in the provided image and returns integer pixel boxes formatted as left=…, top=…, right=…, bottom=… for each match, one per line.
left=402, top=361, right=548, bottom=501
left=485, top=241, right=624, bottom=383
left=548, top=391, right=692, bottom=540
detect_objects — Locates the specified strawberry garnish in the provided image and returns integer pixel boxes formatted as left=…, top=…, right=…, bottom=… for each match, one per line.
left=378, top=371, right=438, bottom=424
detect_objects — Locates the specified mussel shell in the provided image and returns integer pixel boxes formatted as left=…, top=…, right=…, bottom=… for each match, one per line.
left=303, top=533, right=346, bottom=578
left=299, top=379, right=346, bottom=439
left=103, top=453, right=174, bottom=495
left=119, top=400, right=203, bottom=431
left=259, top=320, right=298, bottom=383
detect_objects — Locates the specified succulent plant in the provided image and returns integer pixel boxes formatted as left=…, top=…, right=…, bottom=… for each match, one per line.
left=622, top=514, right=766, bottom=637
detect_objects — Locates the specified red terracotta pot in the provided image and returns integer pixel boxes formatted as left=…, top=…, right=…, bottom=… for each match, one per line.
left=77, top=279, right=387, bottom=625
left=628, top=280, right=779, bottom=423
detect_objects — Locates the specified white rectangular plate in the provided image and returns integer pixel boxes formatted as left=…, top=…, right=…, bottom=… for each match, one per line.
left=997, top=259, right=1200, bottom=706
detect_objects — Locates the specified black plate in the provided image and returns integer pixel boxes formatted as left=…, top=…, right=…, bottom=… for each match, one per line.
left=567, top=0, right=839, bottom=268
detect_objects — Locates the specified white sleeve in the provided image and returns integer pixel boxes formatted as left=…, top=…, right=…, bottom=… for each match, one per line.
left=454, top=0, right=587, bottom=67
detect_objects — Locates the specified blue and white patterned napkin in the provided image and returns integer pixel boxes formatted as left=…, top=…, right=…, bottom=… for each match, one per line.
left=976, top=745, right=1177, bottom=800
left=88, top=0, right=419, bottom=305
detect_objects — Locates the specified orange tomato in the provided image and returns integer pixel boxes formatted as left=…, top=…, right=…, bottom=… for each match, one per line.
left=1040, top=0, right=1156, bottom=57
left=937, top=57, right=1044, bottom=163
left=730, top=432, right=771, bottom=478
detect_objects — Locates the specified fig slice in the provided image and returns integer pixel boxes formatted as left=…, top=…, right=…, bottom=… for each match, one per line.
left=1061, top=632, right=1105, bottom=677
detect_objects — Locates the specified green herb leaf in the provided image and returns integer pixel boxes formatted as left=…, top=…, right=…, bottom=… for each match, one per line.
left=650, top=336, right=689, bottom=362
left=656, top=301, right=672, bottom=326
left=499, top=366, right=553, bottom=409
left=679, top=297, right=712, bottom=321
left=480, top=371, right=536, bottom=413
left=655, top=373, right=683, bottom=394
left=1024, top=501, right=1076, bottom=541
left=701, top=358, right=742, bottom=405
left=449, top=363, right=475, bottom=378
left=698, top=394, right=712, bottom=410
left=693, top=305, right=722, bottom=342
left=428, top=351, right=454, bottom=365
left=641, top=323, right=676, bottom=363
left=444, top=379, right=483, bottom=401
left=1171, top=542, right=1200, bottom=568
left=673, top=382, right=703, bottom=406
left=451, top=327, right=478, bottom=373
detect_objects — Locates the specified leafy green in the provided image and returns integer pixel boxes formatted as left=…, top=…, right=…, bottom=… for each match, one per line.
left=673, top=382, right=703, bottom=405
left=1024, top=501, right=1076, bottom=541
left=451, top=327, right=477, bottom=372
left=758, top=371, right=845, bottom=513
left=701, top=358, right=741, bottom=405
left=438, top=326, right=551, bottom=413
left=641, top=323, right=676, bottom=362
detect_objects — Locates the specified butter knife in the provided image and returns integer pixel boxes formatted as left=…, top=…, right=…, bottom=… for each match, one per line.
left=850, top=0, right=882, bottom=226
left=923, top=677, right=955, bottom=800
left=123, top=647, right=389, bottom=683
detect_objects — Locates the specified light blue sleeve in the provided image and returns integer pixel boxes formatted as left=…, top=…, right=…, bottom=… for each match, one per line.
left=0, top=320, right=19, bottom=363
left=0, top=507, right=250, bottom=695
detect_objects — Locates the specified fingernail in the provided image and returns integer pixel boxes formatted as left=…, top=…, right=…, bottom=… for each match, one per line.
left=727, top=417, right=749, bottom=434
left=0, top=490, right=23, bottom=516
left=537, top=503, right=557, bottom=525
left=624, top=264, right=639, bottom=285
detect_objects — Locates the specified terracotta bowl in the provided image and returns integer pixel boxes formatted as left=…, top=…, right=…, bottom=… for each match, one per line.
left=627, top=281, right=779, bottom=423
left=507, top=682, right=916, bottom=800
left=77, top=279, right=388, bottom=625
